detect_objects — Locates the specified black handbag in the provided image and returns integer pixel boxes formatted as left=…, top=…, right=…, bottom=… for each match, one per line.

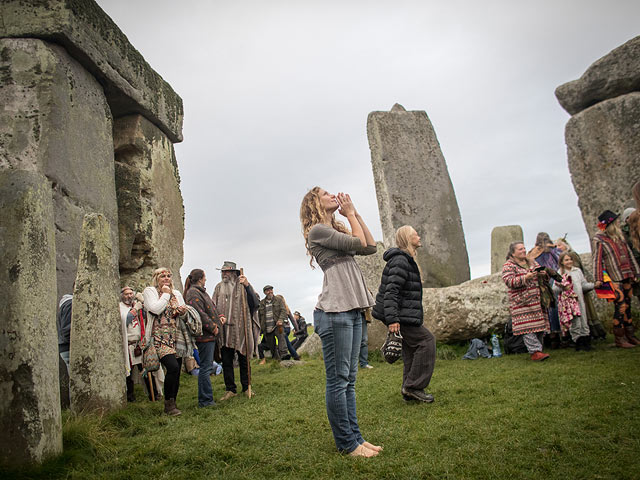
left=381, top=331, right=403, bottom=364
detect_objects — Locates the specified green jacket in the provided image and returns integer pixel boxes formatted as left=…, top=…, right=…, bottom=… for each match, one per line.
left=258, top=296, right=287, bottom=333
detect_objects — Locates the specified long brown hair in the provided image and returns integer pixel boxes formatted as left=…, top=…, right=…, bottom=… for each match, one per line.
left=557, top=252, right=573, bottom=274
left=632, top=180, right=640, bottom=209
left=627, top=212, right=640, bottom=250
left=184, top=269, right=205, bottom=293
left=300, top=187, right=349, bottom=268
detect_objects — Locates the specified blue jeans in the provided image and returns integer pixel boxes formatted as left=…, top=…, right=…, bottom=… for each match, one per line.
left=284, top=326, right=298, bottom=358
left=196, top=341, right=216, bottom=407
left=359, top=320, right=369, bottom=367
left=314, top=309, right=364, bottom=453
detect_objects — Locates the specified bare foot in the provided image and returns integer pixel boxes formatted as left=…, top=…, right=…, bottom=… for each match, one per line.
left=348, top=444, right=379, bottom=457
left=362, top=441, right=382, bottom=452
left=259, top=359, right=266, bottom=365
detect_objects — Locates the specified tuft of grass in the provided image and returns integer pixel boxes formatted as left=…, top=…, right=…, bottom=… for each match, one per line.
left=2, top=338, right=640, bottom=479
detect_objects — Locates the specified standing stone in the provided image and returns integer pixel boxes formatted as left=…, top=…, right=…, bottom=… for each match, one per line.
left=0, top=38, right=119, bottom=301
left=114, top=115, right=185, bottom=291
left=0, top=170, right=62, bottom=465
left=563, top=93, right=640, bottom=240
left=355, top=241, right=389, bottom=349
left=367, top=104, right=470, bottom=288
left=69, top=214, right=126, bottom=412
left=490, top=225, right=524, bottom=274
left=556, top=36, right=640, bottom=242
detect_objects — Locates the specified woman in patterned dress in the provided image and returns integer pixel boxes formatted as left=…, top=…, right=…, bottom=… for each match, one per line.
left=502, top=242, right=551, bottom=361
left=143, top=267, right=187, bottom=416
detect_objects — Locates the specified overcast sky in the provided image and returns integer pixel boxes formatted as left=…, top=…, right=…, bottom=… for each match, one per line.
left=98, top=0, right=639, bottom=317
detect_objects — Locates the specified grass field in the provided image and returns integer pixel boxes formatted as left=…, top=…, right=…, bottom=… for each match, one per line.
left=4, top=339, right=640, bottom=480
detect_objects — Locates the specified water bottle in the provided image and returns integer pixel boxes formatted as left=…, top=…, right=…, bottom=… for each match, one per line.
left=491, top=334, right=502, bottom=357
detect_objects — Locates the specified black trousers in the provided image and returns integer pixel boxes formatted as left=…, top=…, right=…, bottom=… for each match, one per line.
left=291, top=334, right=308, bottom=350
left=126, top=364, right=159, bottom=401
left=221, top=346, right=249, bottom=393
left=160, top=354, right=182, bottom=400
left=400, top=324, right=436, bottom=392
left=259, top=331, right=280, bottom=360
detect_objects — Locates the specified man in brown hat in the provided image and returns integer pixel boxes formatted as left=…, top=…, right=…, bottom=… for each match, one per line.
left=212, top=261, right=259, bottom=399
left=257, top=285, right=288, bottom=363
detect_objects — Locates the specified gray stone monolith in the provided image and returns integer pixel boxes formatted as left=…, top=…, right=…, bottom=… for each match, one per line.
left=556, top=36, right=640, bottom=241
left=367, top=104, right=470, bottom=288
left=490, top=225, right=524, bottom=274
left=0, top=37, right=119, bottom=302
left=69, top=214, right=126, bottom=412
left=354, top=241, right=388, bottom=349
left=114, top=115, right=185, bottom=291
left=0, top=170, right=62, bottom=465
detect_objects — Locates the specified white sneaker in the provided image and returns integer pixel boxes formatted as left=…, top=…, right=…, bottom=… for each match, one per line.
left=362, top=364, right=374, bottom=369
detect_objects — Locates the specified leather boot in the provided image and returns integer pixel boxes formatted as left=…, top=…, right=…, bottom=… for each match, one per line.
left=624, top=326, right=640, bottom=346
left=582, top=335, right=592, bottom=352
left=164, top=398, right=182, bottom=416
left=614, top=328, right=635, bottom=349
left=550, top=332, right=560, bottom=350
left=574, top=336, right=582, bottom=351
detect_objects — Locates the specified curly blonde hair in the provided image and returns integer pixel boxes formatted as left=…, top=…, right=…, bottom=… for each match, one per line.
left=151, top=267, right=174, bottom=291
left=300, top=187, right=350, bottom=268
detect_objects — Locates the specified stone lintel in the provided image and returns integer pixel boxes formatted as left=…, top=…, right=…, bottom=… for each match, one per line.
left=0, top=0, right=184, bottom=143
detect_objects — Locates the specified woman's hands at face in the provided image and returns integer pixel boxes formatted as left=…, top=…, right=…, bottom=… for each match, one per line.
left=337, top=193, right=356, bottom=217
left=161, top=285, right=171, bottom=294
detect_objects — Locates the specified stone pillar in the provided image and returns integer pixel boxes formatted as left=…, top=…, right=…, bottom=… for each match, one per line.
left=556, top=35, right=640, bottom=242
left=0, top=38, right=119, bottom=301
left=0, top=170, right=62, bottom=465
left=114, top=114, right=185, bottom=292
left=490, top=225, right=524, bottom=274
left=367, top=104, right=470, bottom=288
left=69, top=214, right=126, bottom=412
left=354, top=242, right=388, bottom=349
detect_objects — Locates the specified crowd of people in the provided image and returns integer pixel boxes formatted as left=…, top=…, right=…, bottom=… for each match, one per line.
left=55, top=181, right=639, bottom=458
left=502, top=181, right=640, bottom=361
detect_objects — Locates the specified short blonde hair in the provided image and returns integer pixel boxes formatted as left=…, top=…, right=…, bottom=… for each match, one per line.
left=395, top=225, right=418, bottom=258
left=151, top=267, right=174, bottom=290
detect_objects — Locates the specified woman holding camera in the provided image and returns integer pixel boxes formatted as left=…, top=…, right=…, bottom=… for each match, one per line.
left=502, top=242, right=550, bottom=361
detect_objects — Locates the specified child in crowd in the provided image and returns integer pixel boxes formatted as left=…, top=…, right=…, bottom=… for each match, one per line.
left=553, top=252, right=595, bottom=351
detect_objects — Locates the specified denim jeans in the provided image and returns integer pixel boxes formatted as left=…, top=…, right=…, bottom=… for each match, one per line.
left=196, top=341, right=216, bottom=407
left=314, top=309, right=364, bottom=453
left=359, top=320, right=369, bottom=367
left=284, top=326, right=298, bottom=358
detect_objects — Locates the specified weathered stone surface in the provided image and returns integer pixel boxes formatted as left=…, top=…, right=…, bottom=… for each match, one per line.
left=490, top=226, right=524, bottom=274
left=422, top=272, right=509, bottom=342
left=556, top=35, right=640, bottom=115
left=0, top=170, right=62, bottom=465
left=565, top=93, right=640, bottom=241
left=297, top=333, right=322, bottom=356
left=69, top=214, right=126, bottom=412
left=355, top=242, right=390, bottom=349
left=114, top=115, right=185, bottom=291
left=0, top=38, right=119, bottom=301
left=367, top=104, right=470, bottom=288
left=0, top=0, right=183, bottom=142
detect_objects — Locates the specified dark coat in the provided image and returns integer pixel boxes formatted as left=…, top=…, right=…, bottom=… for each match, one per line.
left=185, top=285, right=221, bottom=343
left=372, top=248, right=423, bottom=326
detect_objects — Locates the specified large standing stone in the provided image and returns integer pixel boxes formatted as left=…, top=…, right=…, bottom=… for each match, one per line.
left=0, top=170, right=62, bottom=465
left=0, top=0, right=184, bottom=142
left=69, top=214, right=126, bottom=412
left=490, top=225, right=524, bottom=274
left=564, top=93, right=640, bottom=240
left=114, top=115, right=185, bottom=291
left=367, top=104, right=470, bottom=288
left=355, top=242, right=390, bottom=349
left=422, top=272, right=509, bottom=342
left=297, top=333, right=322, bottom=357
left=555, top=35, right=640, bottom=116
left=0, top=38, right=119, bottom=301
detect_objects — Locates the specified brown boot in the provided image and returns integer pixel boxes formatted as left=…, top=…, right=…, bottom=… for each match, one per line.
left=624, top=326, right=640, bottom=346
left=164, top=398, right=182, bottom=416
left=614, top=328, right=635, bottom=349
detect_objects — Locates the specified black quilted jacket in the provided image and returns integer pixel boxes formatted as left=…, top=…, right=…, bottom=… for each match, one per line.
left=372, top=248, right=423, bottom=326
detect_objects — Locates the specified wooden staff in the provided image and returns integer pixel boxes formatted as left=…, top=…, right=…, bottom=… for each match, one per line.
left=240, top=268, right=252, bottom=397
left=147, top=373, right=155, bottom=402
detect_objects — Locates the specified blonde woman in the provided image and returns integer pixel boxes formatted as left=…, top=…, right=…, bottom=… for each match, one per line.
left=593, top=210, right=640, bottom=348
left=372, top=226, right=436, bottom=403
left=300, top=187, right=381, bottom=457
left=143, top=267, right=187, bottom=415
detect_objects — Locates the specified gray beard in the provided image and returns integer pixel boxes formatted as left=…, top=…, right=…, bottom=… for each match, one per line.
left=219, top=279, right=236, bottom=316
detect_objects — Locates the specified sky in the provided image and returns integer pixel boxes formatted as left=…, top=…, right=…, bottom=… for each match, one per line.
left=97, top=0, right=639, bottom=317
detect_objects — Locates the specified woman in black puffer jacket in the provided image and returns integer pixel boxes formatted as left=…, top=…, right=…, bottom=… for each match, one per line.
left=373, top=225, right=436, bottom=403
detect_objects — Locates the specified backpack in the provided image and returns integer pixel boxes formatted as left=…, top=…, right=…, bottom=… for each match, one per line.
left=503, top=318, right=528, bottom=354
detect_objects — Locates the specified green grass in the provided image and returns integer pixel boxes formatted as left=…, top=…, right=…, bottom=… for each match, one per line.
left=3, top=340, right=640, bottom=480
